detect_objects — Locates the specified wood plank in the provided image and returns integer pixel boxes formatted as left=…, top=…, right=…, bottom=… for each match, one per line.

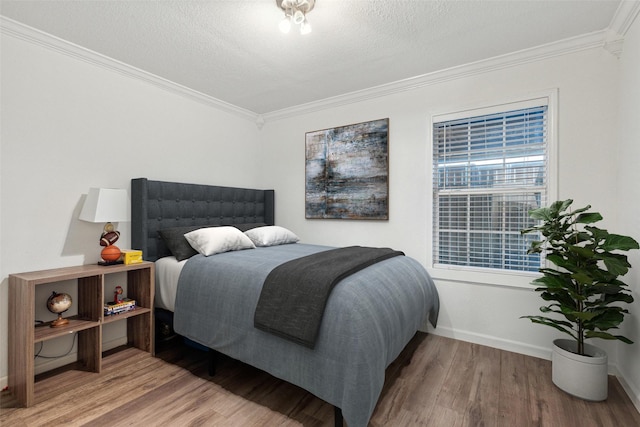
left=498, top=349, right=534, bottom=427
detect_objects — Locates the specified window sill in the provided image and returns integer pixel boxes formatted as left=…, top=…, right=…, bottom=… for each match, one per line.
left=428, top=264, right=540, bottom=290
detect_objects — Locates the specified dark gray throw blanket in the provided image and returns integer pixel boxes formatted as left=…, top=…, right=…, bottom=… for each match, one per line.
left=254, top=246, right=404, bottom=348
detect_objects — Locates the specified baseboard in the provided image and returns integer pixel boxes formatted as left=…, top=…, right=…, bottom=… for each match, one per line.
left=428, top=325, right=553, bottom=361
left=616, top=368, right=640, bottom=414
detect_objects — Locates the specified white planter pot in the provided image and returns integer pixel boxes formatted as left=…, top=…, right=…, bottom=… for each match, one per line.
left=551, top=338, right=608, bottom=401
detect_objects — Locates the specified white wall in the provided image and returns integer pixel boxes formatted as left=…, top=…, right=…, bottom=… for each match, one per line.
left=0, top=33, right=262, bottom=383
left=616, top=13, right=640, bottom=410
left=260, top=45, right=635, bottom=384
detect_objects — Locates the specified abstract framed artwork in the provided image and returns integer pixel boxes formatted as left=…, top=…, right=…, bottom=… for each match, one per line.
left=305, top=118, right=389, bottom=220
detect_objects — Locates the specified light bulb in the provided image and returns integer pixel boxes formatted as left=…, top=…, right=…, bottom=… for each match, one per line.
left=279, top=16, right=291, bottom=33
left=300, top=19, right=312, bottom=35
left=293, top=10, right=305, bottom=25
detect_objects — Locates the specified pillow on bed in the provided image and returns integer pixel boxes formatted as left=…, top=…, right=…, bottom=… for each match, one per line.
left=244, top=226, right=300, bottom=247
left=184, top=226, right=256, bottom=256
left=158, top=225, right=211, bottom=261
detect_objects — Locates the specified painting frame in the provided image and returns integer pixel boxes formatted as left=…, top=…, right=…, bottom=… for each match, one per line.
left=305, top=118, right=389, bottom=220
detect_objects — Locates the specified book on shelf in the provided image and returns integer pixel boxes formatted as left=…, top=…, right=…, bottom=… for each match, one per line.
left=104, top=298, right=136, bottom=316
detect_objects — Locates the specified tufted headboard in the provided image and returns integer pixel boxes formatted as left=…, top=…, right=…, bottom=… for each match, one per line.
left=131, top=178, right=275, bottom=262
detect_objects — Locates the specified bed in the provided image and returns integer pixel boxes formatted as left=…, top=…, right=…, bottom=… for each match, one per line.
left=131, top=177, right=439, bottom=427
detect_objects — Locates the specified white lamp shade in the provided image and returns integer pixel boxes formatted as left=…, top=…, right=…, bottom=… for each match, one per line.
left=79, top=188, right=130, bottom=223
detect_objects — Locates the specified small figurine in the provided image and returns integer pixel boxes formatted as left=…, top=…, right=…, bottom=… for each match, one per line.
left=114, top=285, right=124, bottom=303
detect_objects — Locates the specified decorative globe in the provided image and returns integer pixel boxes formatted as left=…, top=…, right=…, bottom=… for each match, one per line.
left=47, top=291, right=72, bottom=314
left=47, top=291, right=72, bottom=327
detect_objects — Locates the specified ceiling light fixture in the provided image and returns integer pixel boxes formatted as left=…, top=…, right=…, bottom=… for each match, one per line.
left=277, top=0, right=315, bottom=35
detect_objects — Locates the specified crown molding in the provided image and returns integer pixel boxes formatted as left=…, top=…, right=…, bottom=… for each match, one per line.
left=603, top=0, right=640, bottom=58
left=609, top=1, right=640, bottom=36
left=262, top=29, right=611, bottom=122
left=603, top=29, right=625, bottom=58
left=0, top=16, right=259, bottom=122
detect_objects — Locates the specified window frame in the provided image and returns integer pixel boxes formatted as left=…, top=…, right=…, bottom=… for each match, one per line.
left=428, top=90, right=558, bottom=289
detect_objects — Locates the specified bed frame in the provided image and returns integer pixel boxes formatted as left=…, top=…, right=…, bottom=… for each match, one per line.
left=130, top=178, right=344, bottom=426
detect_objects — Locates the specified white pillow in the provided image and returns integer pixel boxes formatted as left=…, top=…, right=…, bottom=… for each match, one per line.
left=244, top=226, right=300, bottom=247
left=184, top=226, right=255, bottom=256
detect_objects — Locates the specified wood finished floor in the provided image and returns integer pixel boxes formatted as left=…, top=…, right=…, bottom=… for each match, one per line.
left=1, top=333, right=639, bottom=426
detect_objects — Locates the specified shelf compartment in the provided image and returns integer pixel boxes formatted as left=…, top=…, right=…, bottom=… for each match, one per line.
left=34, top=317, right=99, bottom=343
left=102, top=307, right=152, bottom=353
left=102, top=307, right=152, bottom=324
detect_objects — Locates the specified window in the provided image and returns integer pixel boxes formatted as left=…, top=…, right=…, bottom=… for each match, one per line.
left=433, top=100, right=550, bottom=273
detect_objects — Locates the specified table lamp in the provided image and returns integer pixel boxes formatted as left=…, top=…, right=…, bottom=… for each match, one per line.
left=79, top=188, right=130, bottom=265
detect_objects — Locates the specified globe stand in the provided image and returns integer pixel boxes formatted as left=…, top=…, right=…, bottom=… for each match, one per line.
left=50, top=313, right=69, bottom=328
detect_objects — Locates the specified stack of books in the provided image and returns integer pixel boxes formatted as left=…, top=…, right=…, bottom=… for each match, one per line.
left=104, top=298, right=136, bottom=316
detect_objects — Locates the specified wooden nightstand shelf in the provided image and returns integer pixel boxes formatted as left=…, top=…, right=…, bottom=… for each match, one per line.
left=8, top=261, right=155, bottom=407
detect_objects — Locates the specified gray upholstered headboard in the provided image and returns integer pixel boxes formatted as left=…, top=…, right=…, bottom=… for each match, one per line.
left=131, top=178, right=275, bottom=262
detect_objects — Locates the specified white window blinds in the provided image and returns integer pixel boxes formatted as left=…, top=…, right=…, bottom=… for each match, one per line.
left=433, top=104, right=548, bottom=272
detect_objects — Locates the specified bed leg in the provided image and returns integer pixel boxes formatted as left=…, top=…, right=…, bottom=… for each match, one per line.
left=208, top=350, right=217, bottom=376
left=334, top=406, right=343, bottom=427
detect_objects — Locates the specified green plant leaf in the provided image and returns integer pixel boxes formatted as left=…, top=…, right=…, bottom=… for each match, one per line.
left=539, top=287, right=581, bottom=306
left=599, top=253, right=632, bottom=276
left=567, top=310, right=600, bottom=321
left=585, top=331, right=634, bottom=344
left=540, top=305, right=578, bottom=321
left=615, top=335, right=634, bottom=344
left=525, top=243, right=544, bottom=255
left=521, top=227, right=539, bottom=235
left=529, top=207, right=552, bottom=221
left=574, top=231, right=593, bottom=244
left=545, top=254, right=578, bottom=272
left=567, top=204, right=591, bottom=216
left=602, top=234, right=640, bottom=251
left=571, top=272, right=595, bottom=286
left=575, top=212, right=602, bottom=224
left=584, top=309, right=625, bottom=330
left=585, top=331, right=619, bottom=340
left=590, top=293, right=634, bottom=306
left=568, top=245, right=595, bottom=258
left=556, top=199, right=574, bottom=214
left=521, top=316, right=577, bottom=339
left=533, top=273, right=569, bottom=288
left=540, top=304, right=581, bottom=323
left=586, top=226, right=609, bottom=241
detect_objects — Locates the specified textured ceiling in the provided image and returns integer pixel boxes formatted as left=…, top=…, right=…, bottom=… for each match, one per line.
left=0, top=0, right=625, bottom=114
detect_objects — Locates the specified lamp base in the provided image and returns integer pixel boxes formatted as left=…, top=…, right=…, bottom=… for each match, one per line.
left=98, top=260, right=124, bottom=266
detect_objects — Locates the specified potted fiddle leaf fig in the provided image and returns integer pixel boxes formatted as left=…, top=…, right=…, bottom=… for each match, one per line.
left=520, top=199, right=638, bottom=401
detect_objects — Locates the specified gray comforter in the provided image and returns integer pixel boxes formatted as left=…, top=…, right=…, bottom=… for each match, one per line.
left=174, top=243, right=439, bottom=427
left=255, top=246, right=404, bottom=348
